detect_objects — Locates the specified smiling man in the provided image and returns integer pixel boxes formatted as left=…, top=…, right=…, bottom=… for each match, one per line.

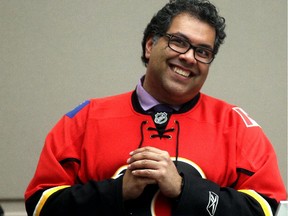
left=143, top=13, right=215, bottom=106
left=25, top=0, right=286, bottom=216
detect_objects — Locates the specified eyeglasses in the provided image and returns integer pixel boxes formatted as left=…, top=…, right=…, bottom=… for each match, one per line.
left=165, top=34, right=215, bottom=64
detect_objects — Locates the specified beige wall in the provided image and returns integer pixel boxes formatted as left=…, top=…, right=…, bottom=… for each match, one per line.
left=0, top=0, right=286, bottom=213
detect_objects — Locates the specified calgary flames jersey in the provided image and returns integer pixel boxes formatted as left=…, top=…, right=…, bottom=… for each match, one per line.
left=25, top=91, right=286, bottom=216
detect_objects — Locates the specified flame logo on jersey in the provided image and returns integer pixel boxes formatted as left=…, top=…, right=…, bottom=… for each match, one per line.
left=112, top=157, right=207, bottom=216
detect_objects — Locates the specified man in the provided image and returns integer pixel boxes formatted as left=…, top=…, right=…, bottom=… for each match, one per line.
left=25, top=0, right=286, bottom=215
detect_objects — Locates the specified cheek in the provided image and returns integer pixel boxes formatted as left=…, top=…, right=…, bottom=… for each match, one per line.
left=149, top=49, right=168, bottom=68
left=199, top=64, right=210, bottom=76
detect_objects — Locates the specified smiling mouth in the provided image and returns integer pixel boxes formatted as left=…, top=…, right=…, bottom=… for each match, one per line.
left=173, top=66, right=192, bottom=78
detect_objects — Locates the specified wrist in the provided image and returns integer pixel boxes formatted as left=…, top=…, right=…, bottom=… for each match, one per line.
left=175, top=173, right=184, bottom=202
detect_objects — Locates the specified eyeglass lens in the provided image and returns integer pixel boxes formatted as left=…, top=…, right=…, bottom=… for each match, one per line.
left=167, top=34, right=214, bottom=64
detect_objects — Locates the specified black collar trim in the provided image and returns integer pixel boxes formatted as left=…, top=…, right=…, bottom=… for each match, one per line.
left=131, top=90, right=200, bottom=114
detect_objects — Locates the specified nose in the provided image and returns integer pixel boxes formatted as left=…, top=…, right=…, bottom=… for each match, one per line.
left=178, top=48, right=197, bottom=64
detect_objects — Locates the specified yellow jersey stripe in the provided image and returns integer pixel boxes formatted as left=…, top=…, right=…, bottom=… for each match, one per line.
left=238, top=189, right=273, bottom=216
left=33, top=185, right=70, bottom=216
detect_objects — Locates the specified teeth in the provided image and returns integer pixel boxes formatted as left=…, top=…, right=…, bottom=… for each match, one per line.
left=174, top=67, right=191, bottom=77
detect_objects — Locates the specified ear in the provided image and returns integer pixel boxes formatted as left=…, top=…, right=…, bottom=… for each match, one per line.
left=145, top=36, right=154, bottom=60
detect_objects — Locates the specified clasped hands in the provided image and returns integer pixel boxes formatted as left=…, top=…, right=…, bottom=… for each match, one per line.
left=123, top=146, right=182, bottom=200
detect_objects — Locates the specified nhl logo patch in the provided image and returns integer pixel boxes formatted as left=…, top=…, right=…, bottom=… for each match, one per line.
left=154, top=112, right=168, bottom=125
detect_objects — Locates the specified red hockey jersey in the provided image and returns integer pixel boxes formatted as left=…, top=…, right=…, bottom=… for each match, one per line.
left=25, top=91, right=286, bottom=216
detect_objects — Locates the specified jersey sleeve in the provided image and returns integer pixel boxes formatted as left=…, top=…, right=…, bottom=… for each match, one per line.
left=173, top=107, right=286, bottom=216
left=25, top=178, right=125, bottom=216
left=24, top=100, right=125, bottom=216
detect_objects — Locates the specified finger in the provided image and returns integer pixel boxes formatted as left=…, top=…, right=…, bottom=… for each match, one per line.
left=130, top=146, right=164, bottom=156
left=128, top=148, right=170, bottom=164
left=131, top=168, right=158, bottom=179
left=128, top=159, right=160, bottom=171
left=127, top=152, right=161, bottom=164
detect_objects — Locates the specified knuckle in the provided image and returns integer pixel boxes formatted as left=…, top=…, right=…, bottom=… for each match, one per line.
left=145, top=169, right=153, bottom=176
left=163, top=151, right=169, bottom=157
left=141, top=159, right=149, bottom=166
left=143, top=146, right=150, bottom=151
left=142, top=152, right=149, bottom=158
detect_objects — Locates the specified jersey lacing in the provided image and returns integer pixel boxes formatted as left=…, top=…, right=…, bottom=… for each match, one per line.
left=138, top=120, right=180, bottom=167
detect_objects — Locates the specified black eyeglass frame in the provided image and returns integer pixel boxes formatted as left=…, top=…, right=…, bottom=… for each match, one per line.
left=164, top=33, right=215, bottom=64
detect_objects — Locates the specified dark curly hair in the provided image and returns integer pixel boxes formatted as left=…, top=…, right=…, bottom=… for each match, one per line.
left=141, top=0, right=226, bottom=66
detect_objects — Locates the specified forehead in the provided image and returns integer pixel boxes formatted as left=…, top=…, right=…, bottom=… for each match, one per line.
left=167, top=13, right=216, bottom=47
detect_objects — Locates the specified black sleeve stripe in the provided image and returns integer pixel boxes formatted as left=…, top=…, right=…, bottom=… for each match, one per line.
left=230, top=168, right=255, bottom=188
left=237, top=168, right=255, bottom=176
left=59, top=158, right=81, bottom=165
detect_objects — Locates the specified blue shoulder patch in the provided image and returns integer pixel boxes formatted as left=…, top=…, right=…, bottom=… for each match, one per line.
left=66, top=100, right=90, bottom=118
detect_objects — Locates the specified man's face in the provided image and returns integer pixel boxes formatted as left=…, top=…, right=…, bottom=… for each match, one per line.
left=143, top=13, right=216, bottom=106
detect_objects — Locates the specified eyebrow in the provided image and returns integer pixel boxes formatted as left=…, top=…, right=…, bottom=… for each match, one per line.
left=169, top=32, right=214, bottom=50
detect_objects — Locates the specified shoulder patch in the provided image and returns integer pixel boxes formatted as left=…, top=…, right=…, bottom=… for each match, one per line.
left=232, top=107, right=260, bottom=128
left=66, top=100, right=90, bottom=118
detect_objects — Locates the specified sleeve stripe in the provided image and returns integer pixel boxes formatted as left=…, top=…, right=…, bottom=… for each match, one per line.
left=33, top=185, right=70, bottom=216
left=238, top=189, right=273, bottom=216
